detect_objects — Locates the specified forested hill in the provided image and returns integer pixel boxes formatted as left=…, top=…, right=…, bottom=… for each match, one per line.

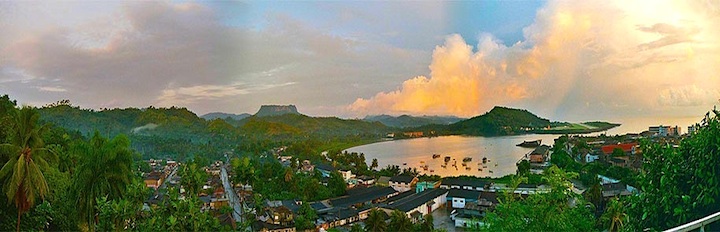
left=363, top=114, right=465, bottom=128
left=36, top=103, right=392, bottom=160
left=448, top=106, right=551, bottom=136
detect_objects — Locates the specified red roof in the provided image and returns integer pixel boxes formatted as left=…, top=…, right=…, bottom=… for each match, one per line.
left=601, top=143, right=637, bottom=155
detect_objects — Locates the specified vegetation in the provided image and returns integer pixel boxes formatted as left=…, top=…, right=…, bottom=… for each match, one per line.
left=364, top=114, right=464, bottom=128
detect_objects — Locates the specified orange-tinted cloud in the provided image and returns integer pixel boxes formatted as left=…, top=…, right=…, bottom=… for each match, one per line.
left=349, top=0, right=720, bottom=119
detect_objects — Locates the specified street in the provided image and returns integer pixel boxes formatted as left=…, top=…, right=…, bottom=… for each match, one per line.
left=220, top=166, right=244, bottom=223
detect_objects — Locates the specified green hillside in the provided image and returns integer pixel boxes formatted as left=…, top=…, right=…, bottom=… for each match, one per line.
left=448, top=106, right=552, bottom=136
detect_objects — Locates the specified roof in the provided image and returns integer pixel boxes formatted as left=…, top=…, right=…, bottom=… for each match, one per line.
left=530, top=145, right=551, bottom=156
left=440, top=177, right=487, bottom=189
left=357, top=175, right=374, bottom=181
left=315, top=163, right=336, bottom=172
left=601, top=143, right=637, bottom=155
left=265, top=200, right=301, bottom=213
left=390, top=175, right=416, bottom=184
left=310, top=201, right=331, bottom=211
left=377, top=176, right=391, bottom=184
left=330, top=186, right=397, bottom=208
left=385, top=188, right=448, bottom=213
left=318, top=207, right=359, bottom=222
left=447, top=189, right=480, bottom=200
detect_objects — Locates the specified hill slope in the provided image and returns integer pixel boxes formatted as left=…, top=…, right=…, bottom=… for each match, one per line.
left=364, top=115, right=464, bottom=128
left=447, top=106, right=551, bottom=136
left=201, top=112, right=251, bottom=121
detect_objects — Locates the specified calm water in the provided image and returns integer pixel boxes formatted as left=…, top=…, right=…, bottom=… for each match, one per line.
left=347, top=134, right=560, bottom=178
left=347, top=116, right=704, bottom=178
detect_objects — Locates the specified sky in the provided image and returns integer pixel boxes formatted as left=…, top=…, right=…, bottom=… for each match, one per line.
left=1, top=0, right=719, bottom=121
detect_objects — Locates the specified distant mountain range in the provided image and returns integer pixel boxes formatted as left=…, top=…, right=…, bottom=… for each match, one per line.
left=363, top=114, right=465, bottom=128
left=200, top=112, right=251, bottom=121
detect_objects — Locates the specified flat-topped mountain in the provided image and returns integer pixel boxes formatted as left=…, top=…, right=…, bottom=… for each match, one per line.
left=255, top=105, right=300, bottom=117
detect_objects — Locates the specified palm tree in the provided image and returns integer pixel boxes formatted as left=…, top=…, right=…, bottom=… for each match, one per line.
left=0, top=107, right=57, bottom=232
left=72, top=132, right=134, bottom=230
left=388, top=210, right=413, bottom=232
left=601, top=198, right=628, bottom=232
left=365, top=208, right=387, bottom=232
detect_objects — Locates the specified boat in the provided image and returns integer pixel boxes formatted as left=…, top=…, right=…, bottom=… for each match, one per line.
left=483, top=165, right=488, bottom=168
left=517, top=139, right=542, bottom=148
left=422, top=165, right=429, bottom=171
left=494, top=163, right=498, bottom=167
left=433, top=154, right=441, bottom=159
left=430, top=169, right=435, bottom=173
left=403, top=163, right=407, bottom=165
left=489, top=170, right=494, bottom=173
left=461, top=163, right=467, bottom=167
left=444, top=156, right=451, bottom=162
left=482, top=157, right=488, bottom=163
left=465, top=167, right=471, bottom=170
left=478, top=168, right=483, bottom=171
left=420, top=161, right=425, bottom=164
left=441, top=164, right=447, bottom=168
left=463, top=157, right=472, bottom=162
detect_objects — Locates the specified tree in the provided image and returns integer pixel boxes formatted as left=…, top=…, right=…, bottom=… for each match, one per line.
left=627, top=111, right=720, bottom=230
left=365, top=208, right=387, bottom=232
left=601, top=198, right=627, bottom=232
left=231, top=156, right=255, bottom=186
left=480, top=166, right=596, bottom=231
left=416, top=213, right=434, bottom=232
left=516, top=160, right=530, bottom=176
left=388, top=210, right=413, bottom=232
left=328, top=171, right=346, bottom=196
left=371, top=158, right=379, bottom=170
left=71, top=132, right=134, bottom=230
left=0, top=107, right=57, bottom=232
left=179, top=160, right=207, bottom=197
left=611, top=148, right=625, bottom=157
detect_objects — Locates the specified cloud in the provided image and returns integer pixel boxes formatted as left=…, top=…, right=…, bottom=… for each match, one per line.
left=349, top=0, right=720, bottom=119
left=156, top=82, right=296, bottom=106
left=38, top=86, right=67, bottom=92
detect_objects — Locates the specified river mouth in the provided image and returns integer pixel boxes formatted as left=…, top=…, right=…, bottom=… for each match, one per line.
left=345, top=134, right=561, bottom=178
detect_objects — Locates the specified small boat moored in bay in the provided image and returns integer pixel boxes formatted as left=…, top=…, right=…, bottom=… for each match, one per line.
left=517, top=139, right=542, bottom=148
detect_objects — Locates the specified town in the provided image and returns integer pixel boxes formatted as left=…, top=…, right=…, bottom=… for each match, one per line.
left=138, top=120, right=700, bottom=231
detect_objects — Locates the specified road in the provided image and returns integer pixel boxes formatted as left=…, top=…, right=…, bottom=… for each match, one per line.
left=220, top=166, right=244, bottom=223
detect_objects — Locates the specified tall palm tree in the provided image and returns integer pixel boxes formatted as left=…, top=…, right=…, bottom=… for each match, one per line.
left=601, top=198, right=628, bottom=232
left=0, top=107, right=57, bottom=232
left=365, top=208, right=387, bottom=232
left=388, top=210, right=413, bottom=232
left=72, top=132, right=134, bottom=230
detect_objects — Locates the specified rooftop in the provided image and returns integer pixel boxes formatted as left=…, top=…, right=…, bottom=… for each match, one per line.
left=390, top=175, right=416, bottom=184
left=384, top=188, right=448, bottom=213
left=440, top=177, right=487, bottom=189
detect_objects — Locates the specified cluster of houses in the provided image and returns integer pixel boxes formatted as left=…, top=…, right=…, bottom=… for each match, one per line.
left=252, top=172, right=551, bottom=231
left=142, top=159, right=238, bottom=228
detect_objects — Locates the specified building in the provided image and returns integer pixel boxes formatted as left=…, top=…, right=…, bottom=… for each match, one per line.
left=339, top=170, right=355, bottom=181
left=315, top=163, right=336, bottom=178
left=356, top=175, right=375, bottom=186
left=447, top=189, right=480, bottom=209
left=584, top=153, right=600, bottom=163
left=389, top=175, right=418, bottom=192
left=649, top=125, right=681, bottom=137
left=529, top=145, right=551, bottom=163
left=144, top=171, right=164, bottom=189
left=377, top=176, right=391, bottom=186
left=329, top=186, right=398, bottom=208
left=416, top=181, right=440, bottom=193
left=439, top=177, right=489, bottom=191
left=403, top=132, right=424, bottom=138
left=381, top=188, right=448, bottom=221
left=601, top=143, right=638, bottom=156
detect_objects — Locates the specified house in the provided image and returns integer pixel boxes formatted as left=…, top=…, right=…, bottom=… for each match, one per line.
left=447, top=189, right=480, bottom=209
left=529, top=145, right=551, bottom=163
left=144, top=171, right=164, bottom=189
left=339, top=170, right=355, bottom=181
left=403, top=131, right=424, bottom=138
left=300, top=160, right=314, bottom=173
left=377, top=176, right=391, bottom=186
left=257, top=201, right=298, bottom=229
left=316, top=207, right=361, bottom=229
left=416, top=181, right=440, bottom=193
left=255, top=222, right=295, bottom=232
left=584, top=153, right=600, bottom=163
left=381, top=188, right=448, bottom=221
left=389, top=175, right=418, bottom=192
left=451, top=191, right=498, bottom=228
left=356, top=175, right=375, bottom=185
left=210, top=198, right=229, bottom=210
left=315, top=163, right=336, bottom=178
left=329, top=186, right=398, bottom=208
left=439, top=177, right=489, bottom=191
left=601, top=143, right=638, bottom=156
